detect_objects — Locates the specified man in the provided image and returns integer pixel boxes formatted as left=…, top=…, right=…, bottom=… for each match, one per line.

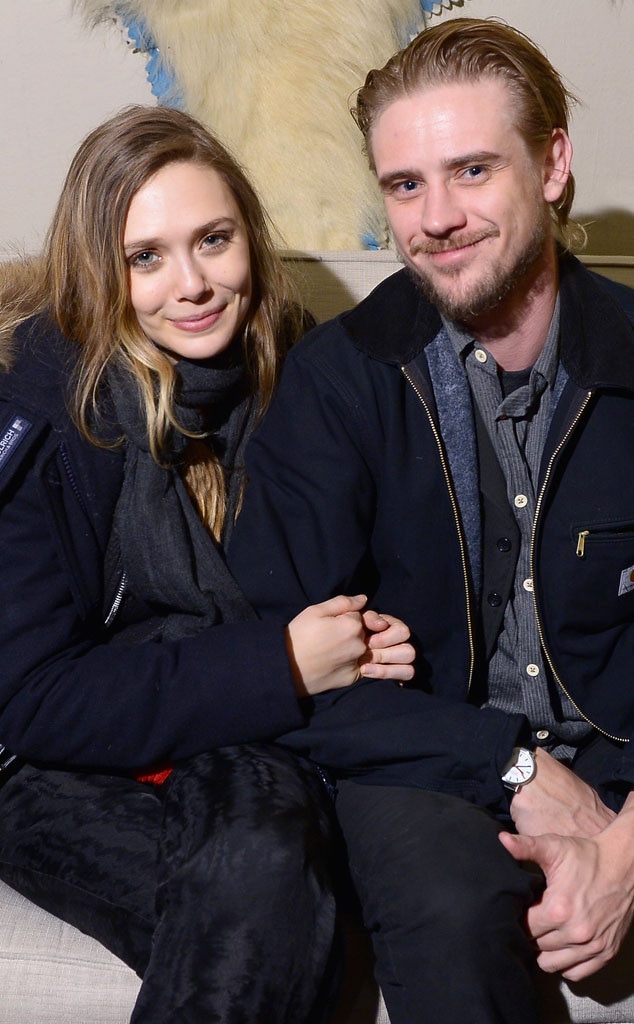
left=229, top=18, right=634, bottom=1024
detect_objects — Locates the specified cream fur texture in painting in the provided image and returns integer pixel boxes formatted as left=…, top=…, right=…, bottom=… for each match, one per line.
left=77, top=0, right=426, bottom=250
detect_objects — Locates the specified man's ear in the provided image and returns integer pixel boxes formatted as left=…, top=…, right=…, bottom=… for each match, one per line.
left=542, top=127, right=573, bottom=204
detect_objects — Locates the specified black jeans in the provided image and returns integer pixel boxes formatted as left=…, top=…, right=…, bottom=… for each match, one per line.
left=0, top=744, right=338, bottom=1024
left=335, top=781, right=541, bottom=1024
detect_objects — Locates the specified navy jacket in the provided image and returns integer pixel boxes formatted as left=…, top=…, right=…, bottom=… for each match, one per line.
left=0, top=315, right=305, bottom=770
left=229, top=253, right=634, bottom=805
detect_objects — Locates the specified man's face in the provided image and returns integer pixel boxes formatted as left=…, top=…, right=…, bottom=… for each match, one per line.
left=371, top=78, right=560, bottom=323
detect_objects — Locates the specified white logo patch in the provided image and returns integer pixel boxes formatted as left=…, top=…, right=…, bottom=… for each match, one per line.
left=0, top=415, right=32, bottom=472
left=618, top=565, right=634, bottom=597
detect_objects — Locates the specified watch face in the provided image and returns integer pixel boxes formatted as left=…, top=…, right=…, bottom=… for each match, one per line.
left=504, top=749, right=534, bottom=786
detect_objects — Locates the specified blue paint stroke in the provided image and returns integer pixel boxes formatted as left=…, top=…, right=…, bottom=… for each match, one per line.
left=120, top=13, right=181, bottom=105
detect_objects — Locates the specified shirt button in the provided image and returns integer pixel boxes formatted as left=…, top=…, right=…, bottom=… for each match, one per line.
left=536, top=729, right=550, bottom=741
left=474, top=348, right=487, bottom=363
left=514, top=494, right=528, bottom=508
left=526, top=663, right=540, bottom=677
left=487, top=592, right=502, bottom=607
left=523, top=578, right=534, bottom=592
left=497, top=537, right=512, bottom=553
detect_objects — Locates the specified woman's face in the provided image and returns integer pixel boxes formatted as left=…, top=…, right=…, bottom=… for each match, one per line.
left=123, top=161, right=252, bottom=362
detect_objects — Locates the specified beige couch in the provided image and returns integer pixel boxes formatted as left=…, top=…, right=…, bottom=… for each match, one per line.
left=1, top=248, right=633, bottom=1024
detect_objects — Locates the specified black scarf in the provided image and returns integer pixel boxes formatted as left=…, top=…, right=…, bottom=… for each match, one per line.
left=106, top=355, right=256, bottom=642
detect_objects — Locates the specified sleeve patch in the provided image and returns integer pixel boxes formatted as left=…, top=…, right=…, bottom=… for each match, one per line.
left=0, top=415, right=33, bottom=473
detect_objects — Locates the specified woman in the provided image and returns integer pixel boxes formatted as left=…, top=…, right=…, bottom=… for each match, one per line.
left=0, top=105, right=413, bottom=1023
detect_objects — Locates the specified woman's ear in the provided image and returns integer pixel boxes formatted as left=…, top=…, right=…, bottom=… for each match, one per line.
left=542, top=127, right=573, bottom=204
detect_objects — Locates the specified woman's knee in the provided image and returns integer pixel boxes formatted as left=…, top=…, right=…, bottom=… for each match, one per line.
left=159, top=745, right=335, bottom=900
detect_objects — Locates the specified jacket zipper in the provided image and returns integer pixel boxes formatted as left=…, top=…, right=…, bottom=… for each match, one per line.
left=104, top=571, right=127, bottom=628
left=530, top=390, right=628, bottom=743
left=576, top=530, right=589, bottom=558
left=59, top=441, right=126, bottom=627
left=401, top=365, right=475, bottom=693
left=59, top=442, right=90, bottom=520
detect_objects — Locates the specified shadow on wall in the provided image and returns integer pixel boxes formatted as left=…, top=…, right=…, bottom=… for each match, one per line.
left=577, top=208, right=634, bottom=258
left=283, top=250, right=404, bottom=323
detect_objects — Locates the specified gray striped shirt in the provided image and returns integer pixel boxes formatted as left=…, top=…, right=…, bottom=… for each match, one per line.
left=444, top=303, right=591, bottom=760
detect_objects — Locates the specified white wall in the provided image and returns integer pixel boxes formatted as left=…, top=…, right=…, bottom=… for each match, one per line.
left=1, top=0, right=151, bottom=255
left=1, top=0, right=633, bottom=259
left=434, top=0, right=634, bottom=258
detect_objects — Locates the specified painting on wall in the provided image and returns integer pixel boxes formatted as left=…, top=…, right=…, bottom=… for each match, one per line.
left=78, top=1, right=466, bottom=251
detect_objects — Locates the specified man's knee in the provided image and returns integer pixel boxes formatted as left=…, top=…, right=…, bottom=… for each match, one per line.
left=334, top=782, right=535, bottom=934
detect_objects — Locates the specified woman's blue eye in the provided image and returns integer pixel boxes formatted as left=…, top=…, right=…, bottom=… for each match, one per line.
left=131, top=251, right=157, bottom=267
left=203, top=232, right=231, bottom=248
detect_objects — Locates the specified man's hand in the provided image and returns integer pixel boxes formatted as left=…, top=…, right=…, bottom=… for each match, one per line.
left=499, top=826, right=634, bottom=981
left=510, top=748, right=615, bottom=838
left=359, top=610, right=415, bottom=681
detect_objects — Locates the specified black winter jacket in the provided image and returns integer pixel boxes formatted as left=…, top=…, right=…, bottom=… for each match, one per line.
left=0, top=316, right=305, bottom=770
left=229, top=253, right=634, bottom=804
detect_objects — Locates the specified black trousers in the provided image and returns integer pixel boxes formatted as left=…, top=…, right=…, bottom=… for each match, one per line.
left=0, top=744, right=338, bottom=1024
left=335, top=781, right=542, bottom=1024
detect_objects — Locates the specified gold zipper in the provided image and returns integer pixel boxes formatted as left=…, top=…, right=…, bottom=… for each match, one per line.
left=401, top=365, right=475, bottom=693
left=530, top=391, right=628, bottom=743
left=576, top=530, right=590, bottom=558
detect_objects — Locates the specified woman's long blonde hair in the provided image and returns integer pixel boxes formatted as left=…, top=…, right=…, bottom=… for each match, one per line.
left=0, top=105, right=305, bottom=537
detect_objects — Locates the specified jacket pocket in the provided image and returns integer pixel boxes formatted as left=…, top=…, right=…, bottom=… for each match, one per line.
left=573, top=519, right=634, bottom=559
left=570, top=519, right=634, bottom=621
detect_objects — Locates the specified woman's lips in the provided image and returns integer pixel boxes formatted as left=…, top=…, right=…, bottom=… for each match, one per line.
left=169, top=306, right=226, bottom=332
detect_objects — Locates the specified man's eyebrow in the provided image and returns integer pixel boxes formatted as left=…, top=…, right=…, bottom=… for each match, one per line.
left=443, top=150, right=503, bottom=170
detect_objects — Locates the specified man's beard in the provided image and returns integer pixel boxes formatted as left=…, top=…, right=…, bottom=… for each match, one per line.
left=407, top=217, right=548, bottom=323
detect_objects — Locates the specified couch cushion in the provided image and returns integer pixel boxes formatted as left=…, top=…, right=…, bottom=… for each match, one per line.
left=0, top=881, right=140, bottom=1024
left=536, top=926, right=634, bottom=1024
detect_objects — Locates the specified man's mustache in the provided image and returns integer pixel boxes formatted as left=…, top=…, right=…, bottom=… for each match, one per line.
left=409, top=228, right=499, bottom=256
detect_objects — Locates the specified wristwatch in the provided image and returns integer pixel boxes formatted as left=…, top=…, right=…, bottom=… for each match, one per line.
left=501, top=747, right=536, bottom=792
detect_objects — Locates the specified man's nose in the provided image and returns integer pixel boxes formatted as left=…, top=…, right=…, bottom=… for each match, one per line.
left=419, top=182, right=467, bottom=237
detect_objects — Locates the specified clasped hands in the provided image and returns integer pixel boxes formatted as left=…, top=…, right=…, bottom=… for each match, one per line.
left=499, top=748, right=634, bottom=981
left=286, top=593, right=415, bottom=698
left=288, top=600, right=634, bottom=984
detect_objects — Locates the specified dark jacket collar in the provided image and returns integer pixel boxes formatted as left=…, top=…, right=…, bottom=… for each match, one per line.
left=340, top=265, right=441, bottom=364
left=341, top=252, right=634, bottom=392
left=558, top=251, right=634, bottom=390
left=0, top=314, right=78, bottom=420
left=0, top=314, right=123, bottom=445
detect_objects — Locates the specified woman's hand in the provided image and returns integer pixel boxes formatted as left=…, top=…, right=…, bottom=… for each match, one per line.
left=286, top=596, right=415, bottom=697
